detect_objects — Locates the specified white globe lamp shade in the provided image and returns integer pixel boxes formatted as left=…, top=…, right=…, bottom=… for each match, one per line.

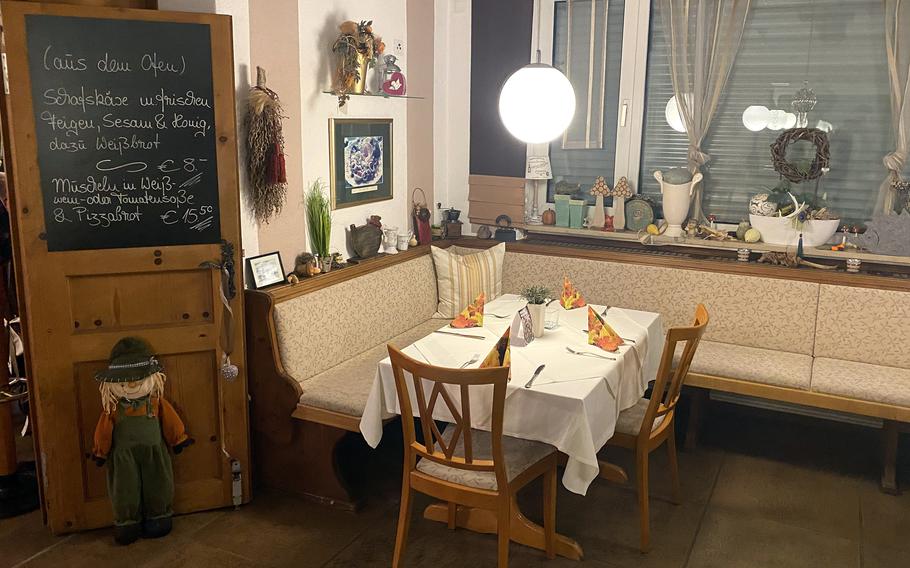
left=766, top=109, right=787, bottom=131
left=782, top=112, right=797, bottom=129
left=742, top=105, right=770, bottom=132
left=499, top=63, right=576, bottom=143
left=664, top=95, right=688, bottom=133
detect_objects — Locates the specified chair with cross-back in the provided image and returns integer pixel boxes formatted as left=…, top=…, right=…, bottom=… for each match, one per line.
left=604, top=304, right=709, bottom=553
left=387, top=344, right=558, bottom=568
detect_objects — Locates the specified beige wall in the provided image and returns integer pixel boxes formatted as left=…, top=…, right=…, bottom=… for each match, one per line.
left=245, top=0, right=434, bottom=263
left=407, top=0, right=435, bottom=220
left=158, top=0, right=260, bottom=257
left=249, top=0, right=306, bottom=270
left=296, top=0, right=409, bottom=256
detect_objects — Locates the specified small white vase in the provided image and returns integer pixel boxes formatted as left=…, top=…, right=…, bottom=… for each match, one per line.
left=527, top=303, right=546, bottom=338
left=654, top=171, right=703, bottom=237
left=590, top=194, right=606, bottom=229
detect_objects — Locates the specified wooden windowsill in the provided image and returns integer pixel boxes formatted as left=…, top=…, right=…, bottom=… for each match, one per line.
left=453, top=237, right=910, bottom=292
left=521, top=224, right=910, bottom=268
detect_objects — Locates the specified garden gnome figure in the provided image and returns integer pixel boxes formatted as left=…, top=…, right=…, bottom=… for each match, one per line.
left=91, top=337, right=194, bottom=545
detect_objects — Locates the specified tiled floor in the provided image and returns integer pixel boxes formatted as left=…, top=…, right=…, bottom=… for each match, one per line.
left=2, top=400, right=908, bottom=568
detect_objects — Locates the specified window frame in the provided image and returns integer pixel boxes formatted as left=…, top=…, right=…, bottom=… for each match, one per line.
left=533, top=0, right=652, bottom=205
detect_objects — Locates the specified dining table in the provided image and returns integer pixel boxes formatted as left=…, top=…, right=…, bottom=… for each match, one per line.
left=359, top=293, right=666, bottom=560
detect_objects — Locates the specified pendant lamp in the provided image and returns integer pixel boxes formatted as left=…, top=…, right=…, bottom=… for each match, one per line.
left=498, top=0, right=576, bottom=143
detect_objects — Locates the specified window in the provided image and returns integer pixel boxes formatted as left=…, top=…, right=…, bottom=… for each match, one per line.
left=544, top=0, right=892, bottom=224
left=639, top=0, right=890, bottom=223
left=546, top=0, right=630, bottom=205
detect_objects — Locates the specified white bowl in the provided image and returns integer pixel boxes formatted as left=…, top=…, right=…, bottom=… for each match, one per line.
left=748, top=215, right=840, bottom=247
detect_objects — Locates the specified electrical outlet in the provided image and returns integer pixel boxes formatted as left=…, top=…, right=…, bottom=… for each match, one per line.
left=393, top=38, right=404, bottom=55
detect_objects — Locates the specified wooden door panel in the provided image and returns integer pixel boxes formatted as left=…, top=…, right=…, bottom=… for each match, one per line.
left=72, top=349, right=229, bottom=525
left=0, top=2, right=250, bottom=533
left=73, top=360, right=108, bottom=502
left=161, top=351, right=223, bottom=484
left=69, top=270, right=215, bottom=332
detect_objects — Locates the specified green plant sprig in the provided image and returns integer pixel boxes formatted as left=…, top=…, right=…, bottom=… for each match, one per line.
left=305, top=179, right=332, bottom=258
left=520, top=285, right=551, bottom=305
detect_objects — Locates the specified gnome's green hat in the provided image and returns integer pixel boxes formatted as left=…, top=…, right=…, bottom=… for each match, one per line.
left=95, top=337, right=163, bottom=383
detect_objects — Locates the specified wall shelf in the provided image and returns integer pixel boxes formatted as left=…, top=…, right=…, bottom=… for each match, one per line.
left=322, top=90, right=425, bottom=100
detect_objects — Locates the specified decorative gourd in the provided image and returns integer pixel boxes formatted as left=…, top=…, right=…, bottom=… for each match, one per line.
left=541, top=209, right=556, bottom=225
left=736, top=220, right=751, bottom=240
left=744, top=228, right=762, bottom=243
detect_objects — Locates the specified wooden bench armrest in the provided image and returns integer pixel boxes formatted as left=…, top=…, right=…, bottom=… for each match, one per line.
left=293, top=404, right=397, bottom=433
left=293, top=405, right=362, bottom=432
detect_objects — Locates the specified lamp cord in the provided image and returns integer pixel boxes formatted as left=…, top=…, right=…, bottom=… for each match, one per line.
left=535, top=0, right=542, bottom=63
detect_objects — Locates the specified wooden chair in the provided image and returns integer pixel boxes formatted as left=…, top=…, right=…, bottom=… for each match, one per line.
left=604, top=304, right=709, bottom=553
left=387, top=345, right=559, bottom=568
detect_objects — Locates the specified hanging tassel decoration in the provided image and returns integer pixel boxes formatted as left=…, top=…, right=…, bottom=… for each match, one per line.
left=266, top=142, right=287, bottom=186
left=245, top=66, right=288, bottom=224
left=797, top=233, right=804, bottom=259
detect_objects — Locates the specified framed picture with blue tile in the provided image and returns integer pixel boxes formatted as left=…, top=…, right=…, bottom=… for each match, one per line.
left=329, top=118, right=393, bottom=209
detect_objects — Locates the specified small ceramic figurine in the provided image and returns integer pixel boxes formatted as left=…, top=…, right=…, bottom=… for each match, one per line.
left=92, top=338, right=194, bottom=545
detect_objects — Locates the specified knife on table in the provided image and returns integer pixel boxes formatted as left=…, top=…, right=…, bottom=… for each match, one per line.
left=524, top=364, right=546, bottom=388
left=434, top=329, right=486, bottom=340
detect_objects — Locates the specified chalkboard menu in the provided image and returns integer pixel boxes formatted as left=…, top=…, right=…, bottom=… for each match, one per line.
left=25, top=15, right=222, bottom=251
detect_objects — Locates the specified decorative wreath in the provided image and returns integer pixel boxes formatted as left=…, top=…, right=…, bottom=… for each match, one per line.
left=769, top=127, right=830, bottom=183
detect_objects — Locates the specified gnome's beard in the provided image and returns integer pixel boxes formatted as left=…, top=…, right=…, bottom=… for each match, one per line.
left=100, top=372, right=166, bottom=414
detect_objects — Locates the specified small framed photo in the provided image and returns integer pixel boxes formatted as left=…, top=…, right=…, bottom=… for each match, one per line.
left=329, top=118, right=393, bottom=209
left=246, top=251, right=285, bottom=289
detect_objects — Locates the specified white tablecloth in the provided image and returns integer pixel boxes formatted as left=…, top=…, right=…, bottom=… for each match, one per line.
left=359, top=294, right=665, bottom=495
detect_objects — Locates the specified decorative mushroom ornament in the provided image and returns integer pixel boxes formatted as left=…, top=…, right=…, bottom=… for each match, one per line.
left=611, top=177, right=633, bottom=231
left=589, top=176, right=611, bottom=229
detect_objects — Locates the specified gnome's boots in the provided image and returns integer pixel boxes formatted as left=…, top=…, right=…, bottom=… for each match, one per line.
left=107, top=408, right=175, bottom=545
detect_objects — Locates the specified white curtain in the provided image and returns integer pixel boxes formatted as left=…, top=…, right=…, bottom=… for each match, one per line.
left=877, top=0, right=910, bottom=214
left=660, top=0, right=751, bottom=221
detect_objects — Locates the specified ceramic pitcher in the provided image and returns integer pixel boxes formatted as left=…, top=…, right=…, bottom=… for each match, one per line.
left=654, top=170, right=703, bottom=237
left=382, top=226, right=399, bottom=255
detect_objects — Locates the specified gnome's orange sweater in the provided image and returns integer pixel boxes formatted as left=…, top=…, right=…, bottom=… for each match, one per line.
left=92, top=396, right=189, bottom=459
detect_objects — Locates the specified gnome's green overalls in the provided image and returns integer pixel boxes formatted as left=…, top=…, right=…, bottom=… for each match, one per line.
left=106, top=396, right=175, bottom=526
left=92, top=337, right=193, bottom=545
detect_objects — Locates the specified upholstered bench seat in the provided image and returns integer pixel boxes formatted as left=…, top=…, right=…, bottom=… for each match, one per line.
left=299, top=318, right=449, bottom=417
left=675, top=340, right=813, bottom=390
left=811, top=358, right=910, bottom=408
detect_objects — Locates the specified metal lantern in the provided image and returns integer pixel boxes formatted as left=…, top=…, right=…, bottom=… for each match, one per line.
left=791, top=81, right=817, bottom=128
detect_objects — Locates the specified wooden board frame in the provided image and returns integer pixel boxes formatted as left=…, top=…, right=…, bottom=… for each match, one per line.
left=0, top=1, right=250, bottom=533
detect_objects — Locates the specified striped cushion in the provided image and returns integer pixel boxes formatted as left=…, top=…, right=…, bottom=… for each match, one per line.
left=431, top=243, right=505, bottom=318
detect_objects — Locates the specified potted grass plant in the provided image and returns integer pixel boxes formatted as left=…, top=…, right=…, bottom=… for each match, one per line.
left=520, top=285, right=550, bottom=337
left=305, top=179, right=333, bottom=273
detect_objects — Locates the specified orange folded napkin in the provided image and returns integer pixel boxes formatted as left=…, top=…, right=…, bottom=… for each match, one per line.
left=480, top=327, right=511, bottom=371
left=588, top=306, right=624, bottom=352
left=451, top=292, right=485, bottom=328
left=561, top=276, right=586, bottom=309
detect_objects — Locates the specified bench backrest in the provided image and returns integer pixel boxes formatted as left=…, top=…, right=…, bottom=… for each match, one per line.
left=271, top=255, right=439, bottom=382
left=502, top=252, right=820, bottom=355
left=815, top=284, right=910, bottom=368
